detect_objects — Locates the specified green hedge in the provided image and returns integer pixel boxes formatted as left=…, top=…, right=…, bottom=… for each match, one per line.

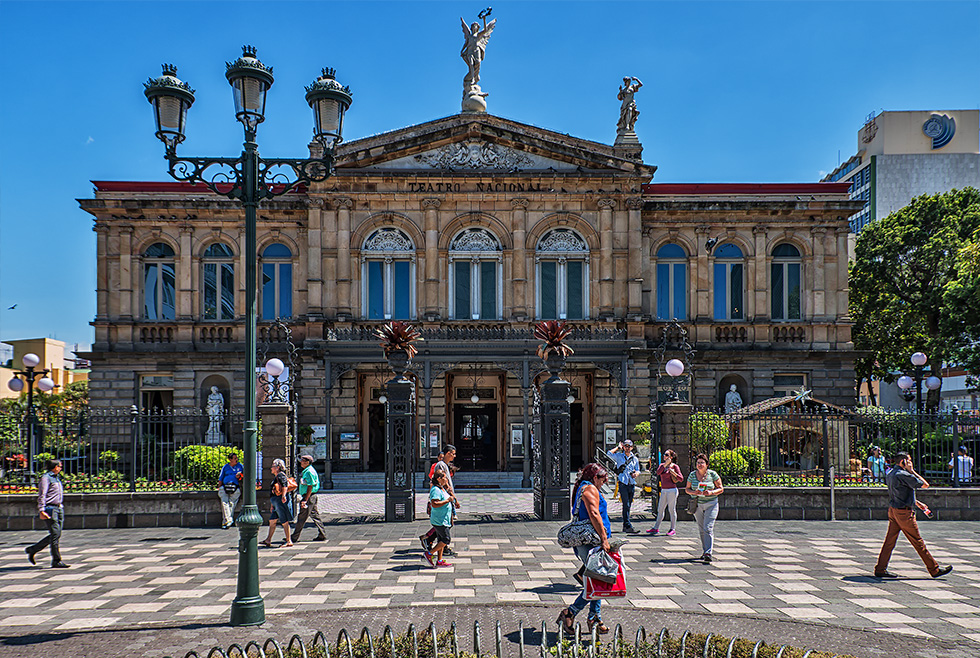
left=709, top=449, right=749, bottom=483
left=734, top=446, right=765, bottom=477
left=172, top=445, right=244, bottom=483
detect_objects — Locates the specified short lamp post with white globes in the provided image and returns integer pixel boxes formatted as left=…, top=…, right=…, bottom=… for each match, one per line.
left=897, top=351, right=942, bottom=472
left=6, top=353, right=57, bottom=482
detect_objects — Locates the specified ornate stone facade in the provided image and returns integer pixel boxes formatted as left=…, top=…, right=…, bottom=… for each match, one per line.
left=79, top=112, right=860, bottom=476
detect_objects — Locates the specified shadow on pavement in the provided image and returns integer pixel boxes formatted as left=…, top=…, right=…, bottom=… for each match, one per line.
left=0, top=622, right=227, bottom=647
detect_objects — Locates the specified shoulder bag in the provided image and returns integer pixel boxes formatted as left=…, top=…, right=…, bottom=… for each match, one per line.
left=557, top=484, right=601, bottom=548
left=222, top=482, right=240, bottom=495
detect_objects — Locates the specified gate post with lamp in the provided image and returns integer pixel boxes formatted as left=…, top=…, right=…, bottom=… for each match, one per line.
left=532, top=321, right=574, bottom=521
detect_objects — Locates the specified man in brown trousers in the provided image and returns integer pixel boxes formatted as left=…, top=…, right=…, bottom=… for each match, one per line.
left=874, top=451, right=952, bottom=579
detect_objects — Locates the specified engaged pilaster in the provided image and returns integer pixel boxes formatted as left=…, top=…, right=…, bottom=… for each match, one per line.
left=510, top=198, right=529, bottom=320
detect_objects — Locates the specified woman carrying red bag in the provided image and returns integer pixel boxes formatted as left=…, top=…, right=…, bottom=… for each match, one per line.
left=557, top=463, right=613, bottom=637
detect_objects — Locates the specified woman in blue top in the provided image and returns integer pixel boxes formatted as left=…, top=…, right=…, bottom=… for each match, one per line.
left=557, top=463, right=612, bottom=637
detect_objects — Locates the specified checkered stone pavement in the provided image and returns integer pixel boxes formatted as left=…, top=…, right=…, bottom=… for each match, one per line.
left=1, top=503, right=979, bottom=655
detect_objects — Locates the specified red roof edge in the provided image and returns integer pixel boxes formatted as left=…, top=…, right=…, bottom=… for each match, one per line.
left=92, top=181, right=306, bottom=194
left=642, top=182, right=852, bottom=195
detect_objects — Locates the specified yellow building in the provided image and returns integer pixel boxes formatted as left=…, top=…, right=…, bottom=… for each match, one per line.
left=1, top=338, right=89, bottom=400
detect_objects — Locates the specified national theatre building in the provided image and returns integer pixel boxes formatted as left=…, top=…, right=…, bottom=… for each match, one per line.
left=79, top=43, right=859, bottom=482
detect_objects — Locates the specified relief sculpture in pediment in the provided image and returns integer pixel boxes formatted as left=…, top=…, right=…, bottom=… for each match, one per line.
left=414, top=140, right=533, bottom=172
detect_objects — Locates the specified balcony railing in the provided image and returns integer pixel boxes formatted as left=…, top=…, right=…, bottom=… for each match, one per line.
left=325, top=321, right=627, bottom=342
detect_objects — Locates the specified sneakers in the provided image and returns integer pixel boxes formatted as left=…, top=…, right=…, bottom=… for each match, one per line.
left=623, top=525, right=636, bottom=534
left=51, top=562, right=69, bottom=568
left=666, top=529, right=676, bottom=536
left=874, top=570, right=899, bottom=578
left=25, top=548, right=36, bottom=565
left=422, top=551, right=435, bottom=567
left=702, top=553, right=712, bottom=564
left=436, top=560, right=452, bottom=568
left=443, top=547, right=456, bottom=557
left=647, top=528, right=659, bottom=535
left=312, top=535, right=326, bottom=542
left=932, top=565, right=953, bottom=578
left=419, top=534, right=431, bottom=551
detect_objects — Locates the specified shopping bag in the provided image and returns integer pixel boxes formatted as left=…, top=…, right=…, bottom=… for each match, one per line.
left=584, top=551, right=626, bottom=600
left=583, top=546, right=619, bottom=583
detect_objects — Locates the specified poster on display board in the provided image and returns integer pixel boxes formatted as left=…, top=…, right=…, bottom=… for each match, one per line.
left=339, top=432, right=360, bottom=461
left=509, top=423, right=532, bottom=459
left=310, top=424, right=328, bottom=460
left=603, top=423, right=623, bottom=449
left=419, top=424, right=441, bottom=458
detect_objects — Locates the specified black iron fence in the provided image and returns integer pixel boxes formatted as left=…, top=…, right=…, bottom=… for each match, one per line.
left=0, top=408, right=247, bottom=493
left=684, top=406, right=979, bottom=487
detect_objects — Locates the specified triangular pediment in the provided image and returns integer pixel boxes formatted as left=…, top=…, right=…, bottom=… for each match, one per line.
left=334, top=113, right=655, bottom=178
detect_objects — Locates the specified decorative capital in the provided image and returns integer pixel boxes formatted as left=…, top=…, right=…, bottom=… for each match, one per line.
left=752, top=225, right=768, bottom=236
left=94, top=223, right=110, bottom=234
left=334, top=197, right=353, bottom=210
left=626, top=197, right=643, bottom=210
left=307, top=198, right=326, bottom=209
left=510, top=198, right=529, bottom=210
left=810, top=226, right=828, bottom=237
left=421, top=198, right=442, bottom=210
left=694, top=224, right=710, bottom=235
left=597, top=199, right=616, bottom=210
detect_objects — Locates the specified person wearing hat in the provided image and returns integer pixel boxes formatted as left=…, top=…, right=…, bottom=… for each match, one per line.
left=949, top=446, right=974, bottom=485
left=607, top=439, right=640, bottom=533
left=867, top=446, right=886, bottom=483
left=292, top=454, right=326, bottom=543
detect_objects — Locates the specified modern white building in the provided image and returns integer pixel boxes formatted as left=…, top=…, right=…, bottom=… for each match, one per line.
left=823, top=110, right=980, bottom=233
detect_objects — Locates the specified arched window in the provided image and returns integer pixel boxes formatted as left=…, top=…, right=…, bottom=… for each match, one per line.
left=449, top=228, right=502, bottom=320
left=261, top=243, right=292, bottom=320
left=142, top=242, right=176, bottom=320
left=202, top=243, right=235, bottom=320
left=362, top=228, right=415, bottom=320
left=713, top=243, right=744, bottom=321
left=536, top=228, right=589, bottom=320
left=655, top=243, right=687, bottom=320
left=771, top=243, right=802, bottom=320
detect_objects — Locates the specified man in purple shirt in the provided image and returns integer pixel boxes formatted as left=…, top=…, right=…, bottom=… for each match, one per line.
left=26, top=459, right=69, bottom=568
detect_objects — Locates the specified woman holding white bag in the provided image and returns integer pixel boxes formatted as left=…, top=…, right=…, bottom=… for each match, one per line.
left=557, top=463, right=612, bottom=637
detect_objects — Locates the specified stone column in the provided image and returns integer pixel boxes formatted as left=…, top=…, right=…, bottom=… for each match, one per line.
left=598, top=199, right=615, bottom=318
left=179, top=225, right=193, bottom=320
left=752, top=225, right=768, bottom=322
left=119, top=226, right=134, bottom=319
left=641, top=226, right=652, bottom=315
left=694, top=225, right=710, bottom=323
left=534, top=354, right=571, bottom=521
left=510, top=199, right=529, bottom=319
left=384, top=351, right=416, bottom=522
left=836, top=227, right=849, bottom=320
left=95, top=224, right=109, bottom=319
left=258, top=402, right=292, bottom=484
left=422, top=198, right=441, bottom=320
left=811, top=227, right=827, bottom=320
left=335, top=198, right=353, bottom=319
left=307, top=199, right=325, bottom=319
left=626, top=198, right=644, bottom=316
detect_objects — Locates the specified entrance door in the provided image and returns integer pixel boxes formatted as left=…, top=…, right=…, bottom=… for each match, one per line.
left=453, top=403, right=498, bottom=471
left=367, top=403, right=385, bottom=471
left=570, top=402, right=585, bottom=471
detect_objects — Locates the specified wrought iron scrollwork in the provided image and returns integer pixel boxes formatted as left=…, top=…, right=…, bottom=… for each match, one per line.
left=258, top=318, right=298, bottom=404
left=166, top=151, right=335, bottom=201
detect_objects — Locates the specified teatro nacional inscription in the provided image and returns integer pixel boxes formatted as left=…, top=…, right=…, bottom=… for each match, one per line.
left=406, top=180, right=545, bottom=193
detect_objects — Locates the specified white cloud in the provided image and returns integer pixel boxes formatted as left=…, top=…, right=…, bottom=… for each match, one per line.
left=86, top=136, right=94, bottom=145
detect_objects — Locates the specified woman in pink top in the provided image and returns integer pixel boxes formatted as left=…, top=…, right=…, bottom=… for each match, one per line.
left=647, top=450, right=683, bottom=536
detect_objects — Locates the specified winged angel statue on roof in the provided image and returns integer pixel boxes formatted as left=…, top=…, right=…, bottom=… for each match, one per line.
left=460, top=8, right=496, bottom=112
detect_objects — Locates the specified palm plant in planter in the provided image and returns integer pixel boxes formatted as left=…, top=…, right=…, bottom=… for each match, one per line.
left=374, top=321, right=422, bottom=376
left=533, top=320, right=574, bottom=375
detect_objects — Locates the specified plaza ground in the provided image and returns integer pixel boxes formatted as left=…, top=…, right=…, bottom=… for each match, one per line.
left=0, top=493, right=978, bottom=658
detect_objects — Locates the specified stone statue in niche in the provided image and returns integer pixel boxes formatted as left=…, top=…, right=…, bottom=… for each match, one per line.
left=724, top=384, right=744, bottom=414
left=204, top=385, right=225, bottom=444
left=460, top=8, right=496, bottom=113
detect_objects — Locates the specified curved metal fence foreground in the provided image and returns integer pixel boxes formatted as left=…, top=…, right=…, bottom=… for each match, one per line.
left=167, top=620, right=854, bottom=658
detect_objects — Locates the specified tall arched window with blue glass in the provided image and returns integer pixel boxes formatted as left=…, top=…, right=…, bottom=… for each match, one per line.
left=260, top=243, right=293, bottom=320
left=362, top=228, right=415, bottom=320
left=142, top=242, right=176, bottom=320
left=202, top=243, right=235, bottom=320
left=771, top=243, right=802, bottom=320
left=449, top=228, right=502, bottom=320
left=712, top=243, right=745, bottom=321
left=655, top=243, right=687, bottom=320
left=536, top=228, right=589, bottom=320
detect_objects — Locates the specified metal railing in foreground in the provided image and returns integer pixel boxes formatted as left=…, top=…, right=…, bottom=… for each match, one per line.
left=166, top=620, right=854, bottom=658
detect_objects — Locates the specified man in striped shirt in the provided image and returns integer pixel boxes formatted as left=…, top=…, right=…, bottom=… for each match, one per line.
left=26, top=459, right=69, bottom=568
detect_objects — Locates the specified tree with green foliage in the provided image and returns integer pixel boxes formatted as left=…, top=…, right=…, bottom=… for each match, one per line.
left=850, top=188, right=980, bottom=410
left=690, top=411, right=729, bottom=455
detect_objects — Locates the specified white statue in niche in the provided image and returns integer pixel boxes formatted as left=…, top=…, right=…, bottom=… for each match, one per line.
left=724, top=384, right=743, bottom=414
left=204, top=386, right=225, bottom=444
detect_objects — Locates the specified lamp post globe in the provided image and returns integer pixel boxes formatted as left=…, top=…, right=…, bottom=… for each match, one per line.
left=665, top=359, right=685, bottom=378
left=225, top=45, right=273, bottom=133
left=470, top=394, right=480, bottom=404
left=37, top=377, right=55, bottom=393
left=897, top=375, right=914, bottom=391
left=265, top=358, right=285, bottom=378
left=911, top=352, right=928, bottom=367
left=22, top=353, right=40, bottom=369
left=7, top=377, right=24, bottom=393
left=925, top=376, right=942, bottom=391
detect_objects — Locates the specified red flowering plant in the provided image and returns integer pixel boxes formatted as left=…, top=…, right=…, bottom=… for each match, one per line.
left=4, top=454, right=27, bottom=469
left=374, top=321, right=422, bottom=359
left=533, top=320, right=575, bottom=360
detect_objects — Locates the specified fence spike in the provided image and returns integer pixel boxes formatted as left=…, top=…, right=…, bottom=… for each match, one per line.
left=474, top=619, right=481, bottom=658
left=775, top=646, right=788, bottom=658
left=338, top=629, right=354, bottom=658
left=634, top=626, right=647, bottom=658
left=244, top=641, right=266, bottom=658
left=703, top=634, right=713, bottom=658
left=573, top=622, right=581, bottom=658
left=679, top=631, right=690, bottom=658
left=542, top=620, right=550, bottom=658
left=430, top=622, right=439, bottom=658
left=751, top=641, right=763, bottom=658
left=612, top=623, right=623, bottom=658
left=287, top=635, right=308, bottom=658
left=383, top=625, right=397, bottom=658
left=262, top=638, right=284, bottom=658
left=311, top=633, right=327, bottom=653
left=450, top=621, right=459, bottom=658
left=496, top=620, right=503, bottom=658
left=725, top=637, right=738, bottom=658
left=226, top=643, right=246, bottom=658
left=657, top=628, right=667, bottom=658
left=408, top=623, right=418, bottom=658
left=361, top=627, right=376, bottom=658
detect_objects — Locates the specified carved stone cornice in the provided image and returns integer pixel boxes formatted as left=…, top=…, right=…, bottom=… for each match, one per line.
left=510, top=198, right=529, bottom=210
left=421, top=198, right=442, bottom=210
left=94, top=224, right=110, bottom=233
left=597, top=199, right=616, bottom=210
left=334, top=197, right=353, bottom=210
left=626, top=198, right=643, bottom=210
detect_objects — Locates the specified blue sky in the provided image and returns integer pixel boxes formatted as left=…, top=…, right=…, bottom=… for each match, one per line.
left=1, top=0, right=978, bottom=352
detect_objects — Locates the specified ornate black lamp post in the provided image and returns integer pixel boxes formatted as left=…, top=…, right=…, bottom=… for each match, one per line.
left=897, top=351, right=942, bottom=472
left=143, top=46, right=351, bottom=627
left=6, top=353, right=56, bottom=481
left=532, top=321, right=573, bottom=521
